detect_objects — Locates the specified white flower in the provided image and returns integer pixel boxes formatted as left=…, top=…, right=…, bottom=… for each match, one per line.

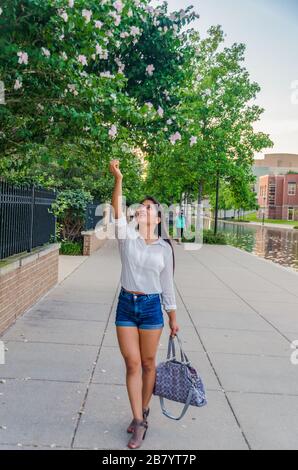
left=95, top=44, right=108, bottom=59
left=17, top=51, right=28, bottom=65
left=14, top=79, right=22, bottom=90
left=59, top=34, right=65, bottom=40
left=130, top=25, right=140, bottom=37
left=82, top=9, right=92, bottom=23
left=166, top=118, right=172, bottom=125
left=109, top=12, right=120, bottom=25
left=58, top=9, right=68, bottom=22
left=145, top=101, right=153, bottom=109
left=68, top=0, right=74, bottom=7
left=77, top=54, right=88, bottom=66
left=146, top=64, right=155, bottom=76
left=67, top=84, right=78, bottom=95
left=0, top=7, right=3, bottom=15
left=60, top=51, right=68, bottom=60
left=108, top=124, right=117, bottom=138
left=37, top=103, right=44, bottom=111
left=100, top=71, right=114, bottom=78
left=190, top=136, right=197, bottom=146
left=113, top=1, right=123, bottom=13
left=157, top=106, right=164, bottom=117
left=120, top=31, right=129, bottom=38
left=94, top=20, right=103, bottom=29
left=112, top=13, right=121, bottom=26
left=169, top=132, right=181, bottom=145
left=41, top=47, right=50, bottom=57
left=115, top=57, right=125, bottom=72
left=127, top=9, right=133, bottom=17
left=145, top=6, right=154, bottom=13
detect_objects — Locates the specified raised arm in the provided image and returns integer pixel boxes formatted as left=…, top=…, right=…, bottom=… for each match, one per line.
left=110, top=159, right=123, bottom=220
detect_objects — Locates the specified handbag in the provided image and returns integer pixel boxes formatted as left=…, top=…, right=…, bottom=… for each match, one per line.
left=153, top=333, right=207, bottom=420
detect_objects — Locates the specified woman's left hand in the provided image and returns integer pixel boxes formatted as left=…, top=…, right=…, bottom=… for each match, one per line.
left=169, top=319, right=179, bottom=337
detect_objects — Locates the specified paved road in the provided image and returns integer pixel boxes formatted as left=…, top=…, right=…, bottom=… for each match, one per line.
left=1, top=239, right=298, bottom=450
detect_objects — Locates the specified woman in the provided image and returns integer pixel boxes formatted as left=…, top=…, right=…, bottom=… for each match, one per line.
left=109, top=159, right=179, bottom=449
left=175, top=209, right=186, bottom=244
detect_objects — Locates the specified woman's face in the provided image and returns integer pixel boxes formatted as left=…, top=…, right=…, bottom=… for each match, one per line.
left=135, top=199, right=160, bottom=227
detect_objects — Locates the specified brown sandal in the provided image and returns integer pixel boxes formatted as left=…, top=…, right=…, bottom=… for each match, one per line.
left=127, top=407, right=150, bottom=433
left=127, top=419, right=148, bottom=449
left=127, top=418, right=139, bottom=433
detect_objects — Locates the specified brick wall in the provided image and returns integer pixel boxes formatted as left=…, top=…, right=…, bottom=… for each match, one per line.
left=81, top=225, right=107, bottom=256
left=0, top=243, right=60, bottom=336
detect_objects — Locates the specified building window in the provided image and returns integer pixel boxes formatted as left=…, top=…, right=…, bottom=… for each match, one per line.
left=288, top=182, right=296, bottom=196
left=268, top=182, right=275, bottom=206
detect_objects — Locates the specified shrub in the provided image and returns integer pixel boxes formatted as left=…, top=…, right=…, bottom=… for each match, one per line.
left=202, top=229, right=227, bottom=244
left=49, top=188, right=93, bottom=243
left=59, top=240, right=83, bottom=255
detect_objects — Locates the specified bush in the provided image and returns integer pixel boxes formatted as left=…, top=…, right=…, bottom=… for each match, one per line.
left=178, top=228, right=227, bottom=244
left=59, top=240, right=83, bottom=255
left=49, top=188, right=93, bottom=243
left=202, top=229, right=227, bottom=244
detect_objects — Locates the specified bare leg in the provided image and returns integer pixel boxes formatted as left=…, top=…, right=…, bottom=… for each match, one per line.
left=116, top=326, right=143, bottom=421
left=139, top=328, right=163, bottom=409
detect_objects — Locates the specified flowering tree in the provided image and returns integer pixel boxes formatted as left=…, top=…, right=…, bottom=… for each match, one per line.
left=0, top=0, right=199, bottom=203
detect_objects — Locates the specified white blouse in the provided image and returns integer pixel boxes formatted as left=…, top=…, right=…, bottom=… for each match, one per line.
left=111, top=213, right=177, bottom=312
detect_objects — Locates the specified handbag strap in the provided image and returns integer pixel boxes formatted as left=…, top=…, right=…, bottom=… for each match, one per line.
left=159, top=387, right=193, bottom=420
left=166, top=334, right=190, bottom=364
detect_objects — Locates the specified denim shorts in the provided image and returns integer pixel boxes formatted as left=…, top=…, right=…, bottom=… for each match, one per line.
left=115, top=286, right=164, bottom=330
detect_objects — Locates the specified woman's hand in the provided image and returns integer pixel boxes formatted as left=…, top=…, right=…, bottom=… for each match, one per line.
left=169, top=318, right=179, bottom=337
left=109, top=159, right=123, bottom=180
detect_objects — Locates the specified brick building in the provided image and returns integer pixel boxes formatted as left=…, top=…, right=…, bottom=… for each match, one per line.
left=258, top=174, right=298, bottom=220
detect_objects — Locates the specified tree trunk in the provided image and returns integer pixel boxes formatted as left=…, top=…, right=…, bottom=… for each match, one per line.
left=214, top=176, right=219, bottom=235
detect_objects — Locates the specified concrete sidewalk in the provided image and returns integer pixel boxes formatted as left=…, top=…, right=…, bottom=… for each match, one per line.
left=0, top=238, right=298, bottom=450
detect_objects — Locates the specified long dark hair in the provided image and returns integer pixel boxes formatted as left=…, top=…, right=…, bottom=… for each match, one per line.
left=136, top=195, right=175, bottom=274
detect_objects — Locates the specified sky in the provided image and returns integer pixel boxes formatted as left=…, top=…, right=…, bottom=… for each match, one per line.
left=153, top=0, right=298, bottom=156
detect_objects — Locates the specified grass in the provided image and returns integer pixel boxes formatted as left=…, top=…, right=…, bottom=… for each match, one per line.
left=222, top=211, right=298, bottom=226
left=245, top=212, right=298, bottom=225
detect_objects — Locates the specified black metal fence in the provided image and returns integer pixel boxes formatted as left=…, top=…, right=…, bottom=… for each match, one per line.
left=84, top=200, right=104, bottom=231
left=0, top=181, right=57, bottom=260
